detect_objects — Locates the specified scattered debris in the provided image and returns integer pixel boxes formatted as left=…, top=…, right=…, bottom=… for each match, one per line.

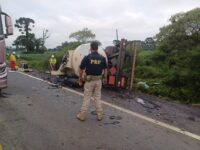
left=51, top=84, right=60, bottom=88
left=163, top=117, right=174, bottom=123
left=61, top=142, right=64, bottom=146
left=153, top=82, right=160, bottom=85
left=187, top=117, right=196, bottom=122
left=136, top=98, right=161, bottom=111
left=104, top=121, right=120, bottom=125
left=191, top=104, right=200, bottom=108
left=137, top=81, right=150, bottom=90
left=109, top=116, right=115, bottom=120
left=91, top=111, right=97, bottom=115
left=48, top=84, right=60, bottom=89
left=23, top=69, right=200, bottom=135
left=109, top=115, right=122, bottom=120
left=0, top=92, right=8, bottom=98
left=71, top=101, right=77, bottom=105
left=136, top=98, right=145, bottom=105
left=28, top=103, right=33, bottom=106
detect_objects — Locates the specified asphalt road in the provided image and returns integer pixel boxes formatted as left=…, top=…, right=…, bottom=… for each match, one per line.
left=0, top=72, right=200, bottom=150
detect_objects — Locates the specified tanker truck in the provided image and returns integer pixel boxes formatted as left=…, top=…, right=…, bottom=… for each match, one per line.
left=51, top=43, right=107, bottom=85
left=0, top=6, right=13, bottom=92
left=51, top=40, right=128, bottom=89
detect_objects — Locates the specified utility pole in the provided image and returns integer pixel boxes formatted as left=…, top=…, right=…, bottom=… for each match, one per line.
left=129, top=42, right=137, bottom=90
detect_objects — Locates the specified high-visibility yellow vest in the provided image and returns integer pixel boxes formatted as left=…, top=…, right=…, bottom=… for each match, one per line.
left=49, top=58, right=57, bottom=65
left=10, top=54, right=16, bottom=62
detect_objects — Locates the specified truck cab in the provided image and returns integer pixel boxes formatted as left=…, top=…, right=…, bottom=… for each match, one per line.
left=0, top=6, right=13, bottom=91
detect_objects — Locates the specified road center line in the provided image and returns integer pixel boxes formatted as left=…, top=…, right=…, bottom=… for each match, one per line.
left=16, top=71, right=200, bottom=141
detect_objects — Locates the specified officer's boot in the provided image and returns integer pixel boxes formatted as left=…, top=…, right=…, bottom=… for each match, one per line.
left=77, top=111, right=86, bottom=121
left=97, top=111, right=103, bottom=121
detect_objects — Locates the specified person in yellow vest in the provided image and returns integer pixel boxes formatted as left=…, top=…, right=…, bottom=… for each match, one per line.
left=10, top=51, right=17, bottom=70
left=49, top=55, right=57, bottom=71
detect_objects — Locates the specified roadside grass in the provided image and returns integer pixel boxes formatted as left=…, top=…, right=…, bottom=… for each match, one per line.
left=135, top=50, right=200, bottom=103
left=19, top=48, right=69, bottom=71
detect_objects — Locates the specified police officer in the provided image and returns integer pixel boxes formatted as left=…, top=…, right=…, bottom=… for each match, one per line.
left=77, top=41, right=108, bottom=121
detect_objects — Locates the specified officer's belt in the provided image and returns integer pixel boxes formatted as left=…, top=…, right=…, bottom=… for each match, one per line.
left=85, top=75, right=102, bottom=82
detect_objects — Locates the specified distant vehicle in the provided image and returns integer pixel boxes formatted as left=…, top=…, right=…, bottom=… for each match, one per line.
left=0, top=6, right=13, bottom=92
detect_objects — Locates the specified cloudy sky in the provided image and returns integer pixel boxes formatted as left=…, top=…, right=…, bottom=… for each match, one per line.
left=1, top=0, right=200, bottom=48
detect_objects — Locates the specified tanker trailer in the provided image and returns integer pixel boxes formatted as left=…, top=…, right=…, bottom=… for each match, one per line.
left=51, top=43, right=107, bottom=85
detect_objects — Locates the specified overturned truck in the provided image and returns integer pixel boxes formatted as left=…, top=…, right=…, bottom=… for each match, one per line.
left=51, top=40, right=131, bottom=89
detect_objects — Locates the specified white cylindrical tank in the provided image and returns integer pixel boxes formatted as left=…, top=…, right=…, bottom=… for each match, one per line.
left=71, top=43, right=107, bottom=76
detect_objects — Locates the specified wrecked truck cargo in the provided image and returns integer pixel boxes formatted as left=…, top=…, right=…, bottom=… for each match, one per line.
left=51, top=43, right=107, bottom=85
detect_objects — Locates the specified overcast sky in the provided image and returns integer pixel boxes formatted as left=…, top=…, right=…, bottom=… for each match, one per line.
left=1, top=0, right=200, bottom=48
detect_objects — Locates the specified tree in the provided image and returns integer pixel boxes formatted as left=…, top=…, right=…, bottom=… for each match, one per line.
left=15, top=17, right=35, bottom=52
left=69, top=28, right=96, bottom=43
left=155, top=8, right=200, bottom=102
left=41, top=28, right=50, bottom=48
left=15, top=17, right=35, bottom=35
left=156, top=8, right=200, bottom=53
left=14, top=17, right=49, bottom=53
left=144, top=37, right=155, bottom=50
left=13, top=35, right=26, bottom=50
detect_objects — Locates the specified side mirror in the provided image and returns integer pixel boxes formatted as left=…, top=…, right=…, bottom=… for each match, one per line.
left=5, top=15, right=13, bottom=36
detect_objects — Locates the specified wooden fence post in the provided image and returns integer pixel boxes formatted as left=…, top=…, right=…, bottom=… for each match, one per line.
left=129, top=42, right=137, bottom=90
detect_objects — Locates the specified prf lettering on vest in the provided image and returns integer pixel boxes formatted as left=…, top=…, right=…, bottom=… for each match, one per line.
left=90, top=59, right=101, bottom=65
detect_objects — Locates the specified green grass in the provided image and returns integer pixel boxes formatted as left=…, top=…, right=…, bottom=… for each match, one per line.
left=135, top=49, right=200, bottom=103
left=19, top=48, right=69, bottom=71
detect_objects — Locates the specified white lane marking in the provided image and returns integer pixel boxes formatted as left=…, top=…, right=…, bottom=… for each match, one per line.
left=16, top=71, right=200, bottom=141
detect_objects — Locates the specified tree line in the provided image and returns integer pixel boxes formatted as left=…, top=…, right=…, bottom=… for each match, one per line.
left=13, top=17, right=50, bottom=53
left=136, top=8, right=200, bottom=103
left=12, top=17, right=96, bottom=53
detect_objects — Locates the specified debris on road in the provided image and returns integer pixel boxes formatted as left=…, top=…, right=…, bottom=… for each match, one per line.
left=136, top=98, right=145, bottom=105
left=0, top=93, right=7, bottom=98
left=28, top=103, right=33, bottom=106
left=109, top=115, right=122, bottom=120
left=137, top=81, right=150, bottom=90
left=21, top=69, right=200, bottom=135
left=104, top=121, right=120, bottom=125
left=91, top=111, right=97, bottom=115
left=187, top=117, right=196, bottom=122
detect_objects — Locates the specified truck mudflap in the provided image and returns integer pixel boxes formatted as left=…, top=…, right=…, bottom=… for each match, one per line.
left=0, top=76, right=7, bottom=89
left=0, top=62, right=7, bottom=76
left=0, top=62, right=7, bottom=89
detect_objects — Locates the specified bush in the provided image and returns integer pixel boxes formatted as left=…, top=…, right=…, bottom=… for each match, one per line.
left=135, top=46, right=200, bottom=103
left=136, top=66, right=165, bottom=78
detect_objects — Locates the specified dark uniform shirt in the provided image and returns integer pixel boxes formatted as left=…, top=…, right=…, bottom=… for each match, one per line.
left=80, top=51, right=107, bottom=76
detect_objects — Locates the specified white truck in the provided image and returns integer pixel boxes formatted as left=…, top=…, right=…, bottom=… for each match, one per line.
left=0, top=6, right=13, bottom=92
